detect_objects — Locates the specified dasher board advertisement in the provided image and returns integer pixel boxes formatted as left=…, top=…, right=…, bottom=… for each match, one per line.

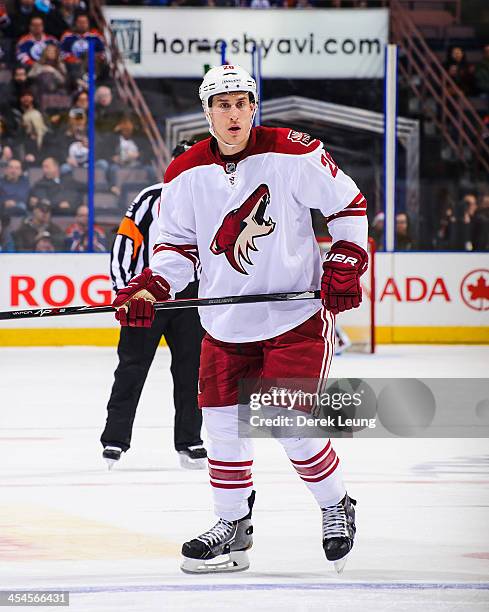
left=1, top=253, right=487, bottom=343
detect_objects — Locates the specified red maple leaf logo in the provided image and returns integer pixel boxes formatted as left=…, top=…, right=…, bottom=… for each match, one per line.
left=467, top=275, right=489, bottom=301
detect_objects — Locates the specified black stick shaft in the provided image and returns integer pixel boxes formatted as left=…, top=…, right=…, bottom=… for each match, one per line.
left=0, top=290, right=321, bottom=321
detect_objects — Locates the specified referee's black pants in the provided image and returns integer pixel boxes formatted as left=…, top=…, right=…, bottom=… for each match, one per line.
left=100, top=282, right=204, bottom=452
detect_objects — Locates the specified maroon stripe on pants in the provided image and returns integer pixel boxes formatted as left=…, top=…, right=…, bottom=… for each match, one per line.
left=210, top=481, right=253, bottom=489
left=209, top=467, right=252, bottom=481
left=300, top=456, right=340, bottom=483
left=208, top=458, right=253, bottom=467
left=293, top=449, right=337, bottom=477
left=289, top=442, right=331, bottom=466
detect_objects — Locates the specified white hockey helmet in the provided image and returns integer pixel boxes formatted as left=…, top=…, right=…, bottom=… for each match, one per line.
left=199, top=64, right=258, bottom=110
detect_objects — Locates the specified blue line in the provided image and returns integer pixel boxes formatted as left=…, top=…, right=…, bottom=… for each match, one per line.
left=220, top=41, right=227, bottom=66
left=382, top=45, right=399, bottom=254
left=256, top=44, right=262, bottom=127
left=55, top=582, right=489, bottom=595
left=87, top=38, right=96, bottom=254
left=383, top=44, right=387, bottom=254
left=393, top=45, right=398, bottom=243
left=251, top=46, right=257, bottom=127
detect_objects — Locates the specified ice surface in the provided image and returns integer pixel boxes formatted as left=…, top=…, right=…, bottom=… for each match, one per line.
left=0, top=345, right=488, bottom=611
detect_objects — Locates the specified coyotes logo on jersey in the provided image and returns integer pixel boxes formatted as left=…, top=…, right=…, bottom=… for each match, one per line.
left=287, top=130, right=313, bottom=146
left=210, top=184, right=275, bottom=275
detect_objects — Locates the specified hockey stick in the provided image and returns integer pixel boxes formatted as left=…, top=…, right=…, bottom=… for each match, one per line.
left=0, top=290, right=322, bottom=321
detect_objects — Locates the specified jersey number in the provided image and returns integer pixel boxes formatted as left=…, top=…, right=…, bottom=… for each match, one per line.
left=321, top=149, right=338, bottom=178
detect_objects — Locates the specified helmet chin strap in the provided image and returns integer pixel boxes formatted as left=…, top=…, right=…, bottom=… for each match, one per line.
left=205, top=105, right=258, bottom=151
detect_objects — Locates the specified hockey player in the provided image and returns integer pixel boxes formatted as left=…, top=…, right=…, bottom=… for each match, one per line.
left=112, top=65, right=367, bottom=573
left=101, top=142, right=206, bottom=470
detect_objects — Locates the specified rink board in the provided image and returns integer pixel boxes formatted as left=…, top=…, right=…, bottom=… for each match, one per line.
left=0, top=253, right=488, bottom=345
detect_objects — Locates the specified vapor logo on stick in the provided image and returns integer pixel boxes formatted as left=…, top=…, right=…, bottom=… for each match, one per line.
left=210, top=184, right=275, bottom=274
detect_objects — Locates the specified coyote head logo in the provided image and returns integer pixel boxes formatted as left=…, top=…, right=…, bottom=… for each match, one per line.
left=210, top=184, right=275, bottom=275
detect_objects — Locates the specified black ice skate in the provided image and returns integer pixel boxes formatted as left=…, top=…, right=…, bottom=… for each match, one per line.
left=181, top=491, right=255, bottom=574
left=102, top=446, right=122, bottom=470
left=322, top=493, right=356, bottom=573
left=177, top=445, right=207, bottom=470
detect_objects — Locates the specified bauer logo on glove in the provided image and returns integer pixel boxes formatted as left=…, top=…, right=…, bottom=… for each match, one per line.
left=323, top=252, right=360, bottom=267
left=321, top=240, right=368, bottom=315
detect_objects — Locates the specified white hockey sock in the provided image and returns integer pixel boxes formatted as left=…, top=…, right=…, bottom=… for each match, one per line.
left=203, top=405, right=254, bottom=521
left=278, top=437, right=346, bottom=508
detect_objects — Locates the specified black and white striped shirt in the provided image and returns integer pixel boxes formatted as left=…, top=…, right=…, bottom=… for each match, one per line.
left=110, top=183, right=163, bottom=291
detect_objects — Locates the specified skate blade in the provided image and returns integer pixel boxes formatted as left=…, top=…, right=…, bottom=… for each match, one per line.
left=105, top=458, right=119, bottom=470
left=333, top=553, right=349, bottom=574
left=178, top=455, right=207, bottom=470
left=180, top=551, right=249, bottom=574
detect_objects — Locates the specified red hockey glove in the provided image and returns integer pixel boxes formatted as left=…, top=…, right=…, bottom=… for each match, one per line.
left=112, top=268, right=171, bottom=328
left=321, top=240, right=368, bottom=315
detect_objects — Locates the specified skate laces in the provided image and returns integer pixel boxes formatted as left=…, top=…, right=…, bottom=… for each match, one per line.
left=322, top=501, right=348, bottom=539
left=197, top=519, right=235, bottom=548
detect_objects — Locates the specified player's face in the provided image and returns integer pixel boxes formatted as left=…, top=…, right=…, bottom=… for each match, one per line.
left=209, top=93, right=255, bottom=152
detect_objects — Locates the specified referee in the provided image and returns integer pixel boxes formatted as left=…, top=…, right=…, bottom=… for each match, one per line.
left=101, top=142, right=206, bottom=470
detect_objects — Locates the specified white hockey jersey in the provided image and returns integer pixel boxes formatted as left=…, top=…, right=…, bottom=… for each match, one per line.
left=151, top=126, right=367, bottom=343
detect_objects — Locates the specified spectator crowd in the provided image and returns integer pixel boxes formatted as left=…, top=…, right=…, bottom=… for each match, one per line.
left=0, top=0, right=487, bottom=253
left=104, top=0, right=370, bottom=7
left=367, top=191, right=489, bottom=252
left=443, top=44, right=489, bottom=103
left=0, top=0, right=154, bottom=252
